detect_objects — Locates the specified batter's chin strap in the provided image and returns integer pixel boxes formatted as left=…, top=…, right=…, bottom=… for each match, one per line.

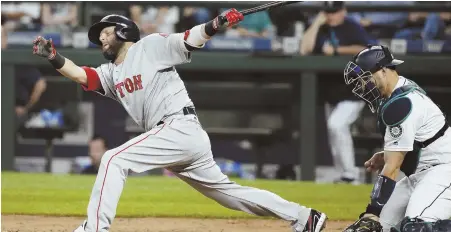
left=363, top=175, right=396, bottom=217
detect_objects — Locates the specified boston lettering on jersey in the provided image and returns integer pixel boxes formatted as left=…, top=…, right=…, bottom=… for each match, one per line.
left=115, top=74, right=143, bottom=98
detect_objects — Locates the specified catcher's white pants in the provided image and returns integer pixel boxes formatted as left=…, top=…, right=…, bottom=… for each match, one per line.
left=379, top=163, right=451, bottom=231
left=84, top=114, right=311, bottom=232
left=326, top=100, right=365, bottom=180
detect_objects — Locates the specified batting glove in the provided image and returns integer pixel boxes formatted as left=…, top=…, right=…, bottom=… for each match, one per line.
left=32, top=36, right=57, bottom=60
left=212, top=8, right=244, bottom=31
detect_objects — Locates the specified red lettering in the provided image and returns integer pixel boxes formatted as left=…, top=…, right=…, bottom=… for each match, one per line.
left=115, top=74, right=143, bottom=98
left=124, top=78, right=134, bottom=93
left=133, top=75, right=143, bottom=90
left=115, top=82, right=125, bottom=98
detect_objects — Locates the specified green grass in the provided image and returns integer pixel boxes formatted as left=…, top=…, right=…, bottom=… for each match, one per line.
left=1, top=172, right=372, bottom=220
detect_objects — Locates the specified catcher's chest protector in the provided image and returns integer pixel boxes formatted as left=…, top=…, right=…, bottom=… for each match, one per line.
left=377, top=85, right=425, bottom=176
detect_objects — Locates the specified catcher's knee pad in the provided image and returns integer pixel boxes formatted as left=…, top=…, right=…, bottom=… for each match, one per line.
left=400, top=217, right=433, bottom=232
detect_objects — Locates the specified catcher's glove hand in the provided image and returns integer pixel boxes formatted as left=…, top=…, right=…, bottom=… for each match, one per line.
left=343, top=216, right=383, bottom=232
left=32, top=36, right=57, bottom=60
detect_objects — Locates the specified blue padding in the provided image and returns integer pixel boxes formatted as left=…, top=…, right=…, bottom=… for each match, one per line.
left=382, top=97, right=412, bottom=126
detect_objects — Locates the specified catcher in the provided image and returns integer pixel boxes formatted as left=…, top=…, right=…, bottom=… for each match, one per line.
left=342, top=45, right=451, bottom=232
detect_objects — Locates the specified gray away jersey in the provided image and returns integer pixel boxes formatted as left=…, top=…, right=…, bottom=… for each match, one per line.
left=88, top=33, right=194, bottom=131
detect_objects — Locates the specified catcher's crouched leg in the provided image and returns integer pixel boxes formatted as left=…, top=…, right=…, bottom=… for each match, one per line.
left=393, top=217, right=451, bottom=232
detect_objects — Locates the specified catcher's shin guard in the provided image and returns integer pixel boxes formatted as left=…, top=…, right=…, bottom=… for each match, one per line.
left=433, top=219, right=451, bottom=231
left=400, top=217, right=433, bottom=232
left=399, top=217, right=451, bottom=232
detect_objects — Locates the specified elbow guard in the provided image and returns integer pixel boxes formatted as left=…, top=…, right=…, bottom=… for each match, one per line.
left=365, top=175, right=396, bottom=217
left=183, top=24, right=208, bottom=51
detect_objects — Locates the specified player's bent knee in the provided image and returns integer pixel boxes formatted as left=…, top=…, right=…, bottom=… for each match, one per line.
left=100, top=149, right=116, bottom=165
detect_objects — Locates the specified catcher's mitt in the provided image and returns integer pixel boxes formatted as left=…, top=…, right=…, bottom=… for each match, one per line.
left=343, top=217, right=383, bottom=232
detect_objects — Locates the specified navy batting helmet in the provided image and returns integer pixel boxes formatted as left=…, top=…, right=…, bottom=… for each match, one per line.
left=344, top=45, right=404, bottom=112
left=88, top=14, right=140, bottom=46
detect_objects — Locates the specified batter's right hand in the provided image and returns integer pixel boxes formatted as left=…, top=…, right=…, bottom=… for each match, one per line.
left=32, top=36, right=57, bottom=60
left=364, top=151, right=385, bottom=172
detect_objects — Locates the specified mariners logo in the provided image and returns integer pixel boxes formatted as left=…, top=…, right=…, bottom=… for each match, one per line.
left=389, top=125, right=403, bottom=138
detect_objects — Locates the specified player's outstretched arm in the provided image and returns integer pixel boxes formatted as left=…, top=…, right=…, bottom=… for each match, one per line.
left=183, top=8, right=243, bottom=51
left=32, top=36, right=87, bottom=86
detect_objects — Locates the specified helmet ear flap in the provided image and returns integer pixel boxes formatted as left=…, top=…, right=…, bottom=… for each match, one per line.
left=114, top=24, right=128, bottom=41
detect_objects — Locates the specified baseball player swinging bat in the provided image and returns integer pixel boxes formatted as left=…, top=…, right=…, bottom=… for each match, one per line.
left=33, top=4, right=327, bottom=232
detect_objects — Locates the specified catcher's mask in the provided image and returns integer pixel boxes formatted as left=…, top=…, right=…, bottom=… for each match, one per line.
left=344, top=45, right=404, bottom=113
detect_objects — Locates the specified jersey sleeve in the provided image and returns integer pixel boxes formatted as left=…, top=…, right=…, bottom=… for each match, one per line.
left=383, top=97, right=421, bottom=151
left=80, top=64, right=117, bottom=100
left=141, top=33, right=191, bottom=70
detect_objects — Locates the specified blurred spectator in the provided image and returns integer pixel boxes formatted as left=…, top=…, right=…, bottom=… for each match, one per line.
left=2, top=15, right=7, bottom=49
left=234, top=11, right=274, bottom=38
left=40, top=2, right=78, bottom=33
left=443, top=13, right=451, bottom=40
left=301, top=1, right=371, bottom=183
left=15, top=66, right=47, bottom=130
left=348, top=1, right=412, bottom=39
left=177, top=7, right=211, bottom=31
left=1, top=13, right=47, bottom=130
left=275, top=164, right=296, bottom=180
left=1, top=2, right=41, bottom=31
left=130, top=5, right=179, bottom=35
left=300, top=1, right=376, bottom=56
left=268, top=2, right=308, bottom=37
left=394, top=12, right=451, bottom=40
left=81, top=135, right=108, bottom=175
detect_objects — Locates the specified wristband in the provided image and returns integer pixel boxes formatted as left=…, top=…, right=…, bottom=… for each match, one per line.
left=365, top=175, right=396, bottom=217
left=204, top=20, right=218, bottom=37
left=48, top=52, right=66, bottom=69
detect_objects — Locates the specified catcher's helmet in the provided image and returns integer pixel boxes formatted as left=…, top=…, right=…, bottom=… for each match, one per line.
left=88, top=14, right=140, bottom=46
left=344, top=45, right=404, bottom=113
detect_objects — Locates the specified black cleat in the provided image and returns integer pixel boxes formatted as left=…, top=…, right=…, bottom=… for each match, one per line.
left=301, top=209, right=328, bottom=232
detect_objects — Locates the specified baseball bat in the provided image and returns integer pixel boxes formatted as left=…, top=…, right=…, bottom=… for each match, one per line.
left=240, top=1, right=302, bottom=16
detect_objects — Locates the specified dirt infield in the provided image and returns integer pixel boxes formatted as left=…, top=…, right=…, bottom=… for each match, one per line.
left=2, top=215, right=351, bottom=232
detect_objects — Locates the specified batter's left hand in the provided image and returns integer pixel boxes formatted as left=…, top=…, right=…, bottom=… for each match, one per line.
left=32, top=36, right=57, bottom=60
left=212, top=8, right=244, bottom=31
